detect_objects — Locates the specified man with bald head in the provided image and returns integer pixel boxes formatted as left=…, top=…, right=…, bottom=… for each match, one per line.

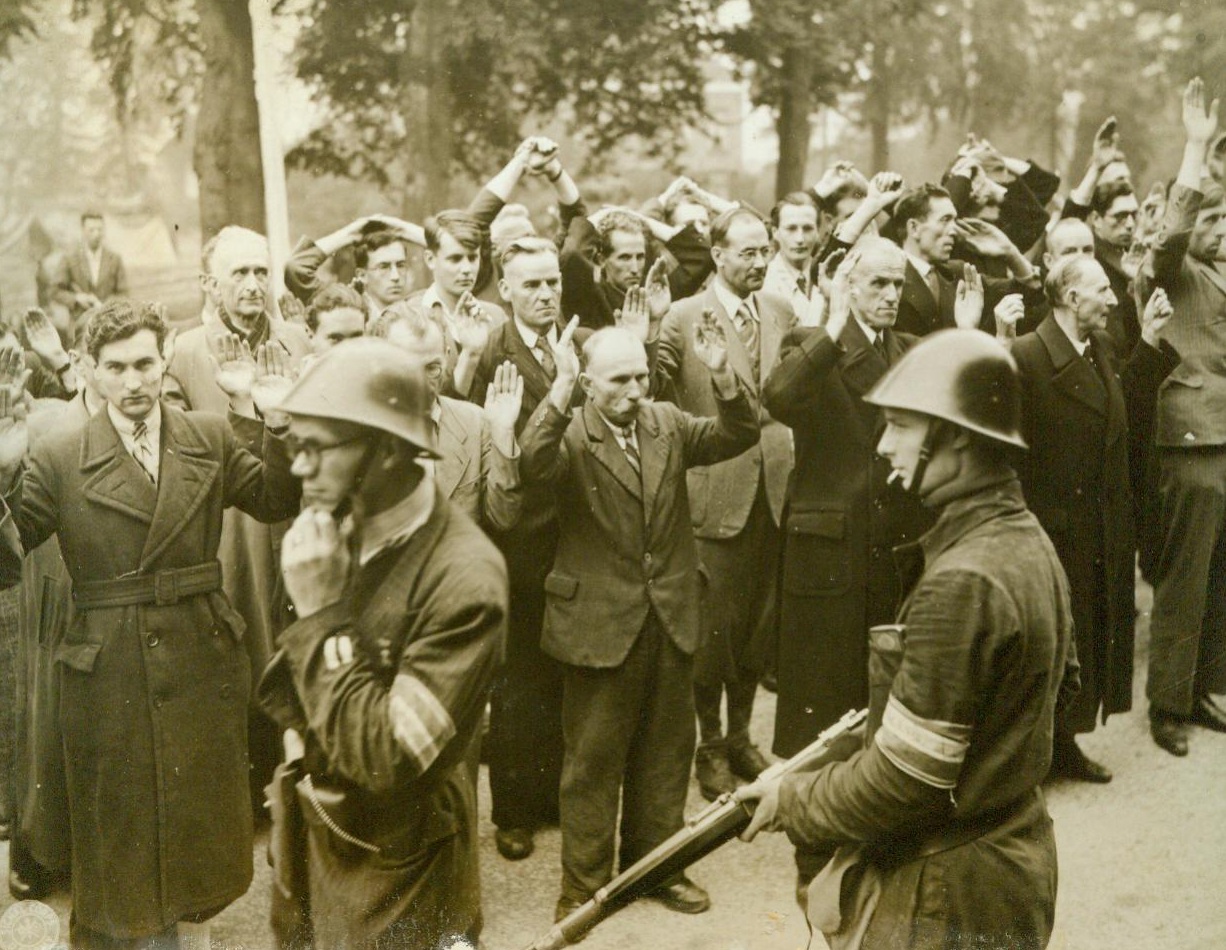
left=170, top=225, right=313, bottom=804
left=763, top=236, right=934, bottom=891
left=520, top=319, right=758, bottom=927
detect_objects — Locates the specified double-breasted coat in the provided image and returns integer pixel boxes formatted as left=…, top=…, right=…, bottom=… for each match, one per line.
left=763, top=321, right=934, bottom=757
left=1013, top=317, right=1137, bottom=729
left=0, top=403, right=300, bottom=937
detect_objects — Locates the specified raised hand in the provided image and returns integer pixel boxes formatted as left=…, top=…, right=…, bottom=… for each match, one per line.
left=21, top=309, right=69, bottom=371
left=824, top=249, right=859, bottom=341
left=693, top=308, right=729, bottom=373
left=867, top=172, right=905, bottom=208
left=953, top=264, right=985, bottom=330
left=551, top=316, right=581, bottom=383
left=993, top=293, right=1025, bottom=342
left=955, top=218, right=1016, bottom=259
left=210, top=333, right=256, bottom=399
left=643, top=256, right=671, bottom=321
left=1092, top=116, right=1122, bottom=170
left=453, top=294, right=493, bottom=354
left=252, top=343, right=295, bottom=423
left=279, top=291, right=308, bottom=327
left=0, top=340, right=32, bottom=405
left=615, top=286, right=653, bottom=344
left=1183, top=77, right=1219, bottom=146
left=1140, top=288, right=1174, bottom=348
left=483, top=360, right=524, bottom=438
left=0, top=386, right=29, bottom=484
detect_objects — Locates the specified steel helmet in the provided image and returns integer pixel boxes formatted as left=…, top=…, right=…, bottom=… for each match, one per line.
left=278, top=337, right=440, bottom=458
left=864, top=329, right=1027, bottom=449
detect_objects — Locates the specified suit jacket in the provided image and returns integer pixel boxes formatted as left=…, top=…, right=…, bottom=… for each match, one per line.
left=435, top=395, right=521, bottom=533
left=0, top=404, right=299, bottom=935
left=519, top=387, right=759, bottom=668
left=762, top=320, right=934, bottom=754
left=1150, top=183, right=1226, bottom=447
left=656, top=286, right=794, bottom=537
left=1013, top=317, right=1136, bottom=725
left=895, top=258, right=1038, bottom=338
left=55, top=245, right=127, bottom=313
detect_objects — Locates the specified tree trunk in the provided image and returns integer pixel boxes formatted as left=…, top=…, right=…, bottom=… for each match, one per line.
left=865, top=39, right=891, bottom=173
left=194, top=0, right=265, bottom=240
left=400, top=0, right=455, bottom=220
left=775, top=44, right=814, bottom=199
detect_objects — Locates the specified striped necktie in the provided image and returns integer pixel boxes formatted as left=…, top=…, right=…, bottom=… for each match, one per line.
left=131, top=420, right=157, bottom=484
left=734, top=301, right=760, bottom=376
left=622, top=425, right=641, bottom=479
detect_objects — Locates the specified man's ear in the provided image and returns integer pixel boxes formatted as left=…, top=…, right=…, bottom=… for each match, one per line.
left=498, top=277, right=511, bottom=304
left=578, top=372, right=594, bottom=400
left=423, top=250, right=436, bottom=271
left=199, top=273, right=217, bottom=302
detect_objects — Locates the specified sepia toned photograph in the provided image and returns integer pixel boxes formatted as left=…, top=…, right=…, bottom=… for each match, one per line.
left=0, top=0, right=1223, bottom=947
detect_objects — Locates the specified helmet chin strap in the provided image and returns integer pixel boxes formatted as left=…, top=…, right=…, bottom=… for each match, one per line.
left=903, top=419, right=948, bottom=498
left=332, top=436, right=384, bottom=524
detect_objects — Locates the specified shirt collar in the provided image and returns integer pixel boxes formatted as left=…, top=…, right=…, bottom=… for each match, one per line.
left=421, top=284, right=447, bottom=315
left=514, top=317, right=557, bottom=350
left=906, top=253, right=933, bottom=279
left=596, top=408, right=636, bottom=443
left=358, top=475, right=435, bottom=566
left=107, top=401, right=162, bottom=438
left=854, top=315, right=882, bottom=346
left=1055, top=318, right=1090, bottom=356
left=713, top=278, right=753, bottom=322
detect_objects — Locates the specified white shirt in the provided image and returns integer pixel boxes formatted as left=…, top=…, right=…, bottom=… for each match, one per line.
left=1056, top=319, right=1090, bottom=357
left=597, top=411, right=640, bottom=456
left=416, top=401, right=444, bottom=479
left=906, top=253, right=934, bottom=280
left=854, top=316, right=884, bottom=349
left=108, top=402, right=162, bottom=483
left=359, top=473, right=435, bottom=566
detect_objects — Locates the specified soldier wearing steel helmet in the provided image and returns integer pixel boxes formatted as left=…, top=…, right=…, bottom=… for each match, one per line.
left=257, top=337, right=506, bottom=950
left=739, top=329, right=1078, bottom=950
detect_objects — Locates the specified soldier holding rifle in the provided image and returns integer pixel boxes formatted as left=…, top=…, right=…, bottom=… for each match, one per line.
left=739, top=330, right=1078, bottom=950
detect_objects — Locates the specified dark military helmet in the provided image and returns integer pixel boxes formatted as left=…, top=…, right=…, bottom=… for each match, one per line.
left=864, top=329, right=1027, bottom=449
left=277, top=337, right=440, bottom=458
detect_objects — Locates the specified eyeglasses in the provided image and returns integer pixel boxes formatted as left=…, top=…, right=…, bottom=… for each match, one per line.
left=735, top=247, right=772, bottom=263
left=285, top=433, right=366, bottom=470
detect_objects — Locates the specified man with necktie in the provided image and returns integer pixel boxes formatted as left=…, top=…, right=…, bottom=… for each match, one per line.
left=0, top=300, right=300, bottom=950
left=467, top=237, right=583, bottom=860
left=763, top=193, right=823, bottom=325
left=519, top=317, right=759, bottom=928
left=655, top=206, right=796, bottom=801
left=1011, top=256, right=1178, bottom=781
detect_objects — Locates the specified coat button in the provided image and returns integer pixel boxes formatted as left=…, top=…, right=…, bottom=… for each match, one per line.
left=145, top=633, right=160, bottom=648
left=220, top=683, right=234, bottom=700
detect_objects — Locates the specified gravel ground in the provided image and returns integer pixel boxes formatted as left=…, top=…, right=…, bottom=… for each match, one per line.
left=2, top=579, right=1224, bottom=950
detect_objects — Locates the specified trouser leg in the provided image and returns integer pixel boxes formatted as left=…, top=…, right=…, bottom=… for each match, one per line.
left=693, top=682, right=725, bottom=748
left=724, top=678, right=758, bottom=749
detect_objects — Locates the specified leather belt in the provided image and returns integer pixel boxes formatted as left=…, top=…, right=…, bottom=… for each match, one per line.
left=73, top=561, right=223, bottom=609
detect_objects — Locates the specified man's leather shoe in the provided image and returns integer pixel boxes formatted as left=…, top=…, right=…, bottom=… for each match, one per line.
left=1189, top=695, right=1226, bottom=733
left=727, top=742, right=770, bottom=781
left=1150, top=713, right=1189, bottom=757
left=495, top=826, right=534, bottom=861
left=646, top=875, right=711, bottom=914
left=1050, top=738, right=1112, bottom=783
left=694, top=746, right=736, bottom=802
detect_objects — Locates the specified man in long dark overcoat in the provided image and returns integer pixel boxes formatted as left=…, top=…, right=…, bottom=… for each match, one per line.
left=0, top=300, right=300, bottom=949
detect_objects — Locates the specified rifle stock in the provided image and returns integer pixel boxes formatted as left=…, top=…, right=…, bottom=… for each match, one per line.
left=522, top=707, right=868, bottom=949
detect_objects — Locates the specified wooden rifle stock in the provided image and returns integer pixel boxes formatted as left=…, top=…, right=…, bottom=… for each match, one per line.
left=522, top=707, right=868, bottom=949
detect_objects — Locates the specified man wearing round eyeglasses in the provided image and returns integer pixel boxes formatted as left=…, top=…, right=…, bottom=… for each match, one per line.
left=260, top=337, right=506, bottom=949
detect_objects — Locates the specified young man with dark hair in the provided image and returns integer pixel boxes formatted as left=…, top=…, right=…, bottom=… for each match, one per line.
left=764, top=192, right=822, bottom=322
left=0, top=299, right=300, bottom=950
left=304, top=283, right=367, bottom=354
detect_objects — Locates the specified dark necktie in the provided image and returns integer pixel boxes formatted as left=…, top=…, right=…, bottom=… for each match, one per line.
left=622, top=426, right=641, bottom=479
left=873, top=332, right=889, bottom=366
left=533, top=337, right=556, bottom=381
left=925, top=268, right=942, bottom=304
left=1084, top=342, right=1107, bottom=388
left=734, top=301, right=760, bottom=376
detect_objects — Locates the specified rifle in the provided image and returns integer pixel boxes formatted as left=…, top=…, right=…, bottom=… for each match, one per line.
left=522, top=707, right=868, bottom=949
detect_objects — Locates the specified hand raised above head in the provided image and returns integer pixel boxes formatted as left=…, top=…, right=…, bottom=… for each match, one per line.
left=1182, top=77, right=1219, bottom=146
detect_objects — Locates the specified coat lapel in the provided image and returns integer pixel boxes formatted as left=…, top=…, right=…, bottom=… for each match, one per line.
left=1038, top=317, right=1107, bottom=417
left=504, top=322, right=554, bottom=407
left=140, top=406, right=221, bottom=567
left=636, top=409, right=668, bottom=525
left=752, top=292, right=788, bottom=391
left=434, top=400, right=471, bottom=501
left=581, top=402, right=643, bottom=502
left=838, top=320, right=888, bottom=398
left=79, top=411, right=158, bottom=525
left=1090, top=329, right=1128, bottom=445
left=707, top=288, right=757, bottom=395
left=901, top=262, right=939, bottom=333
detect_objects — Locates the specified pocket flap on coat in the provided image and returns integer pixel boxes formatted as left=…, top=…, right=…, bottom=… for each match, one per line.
left=787, top=509, right=846, bottom=539
left=55, top=641, right=102, bottom=673
left=543, top=572, right=579, bottom=600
